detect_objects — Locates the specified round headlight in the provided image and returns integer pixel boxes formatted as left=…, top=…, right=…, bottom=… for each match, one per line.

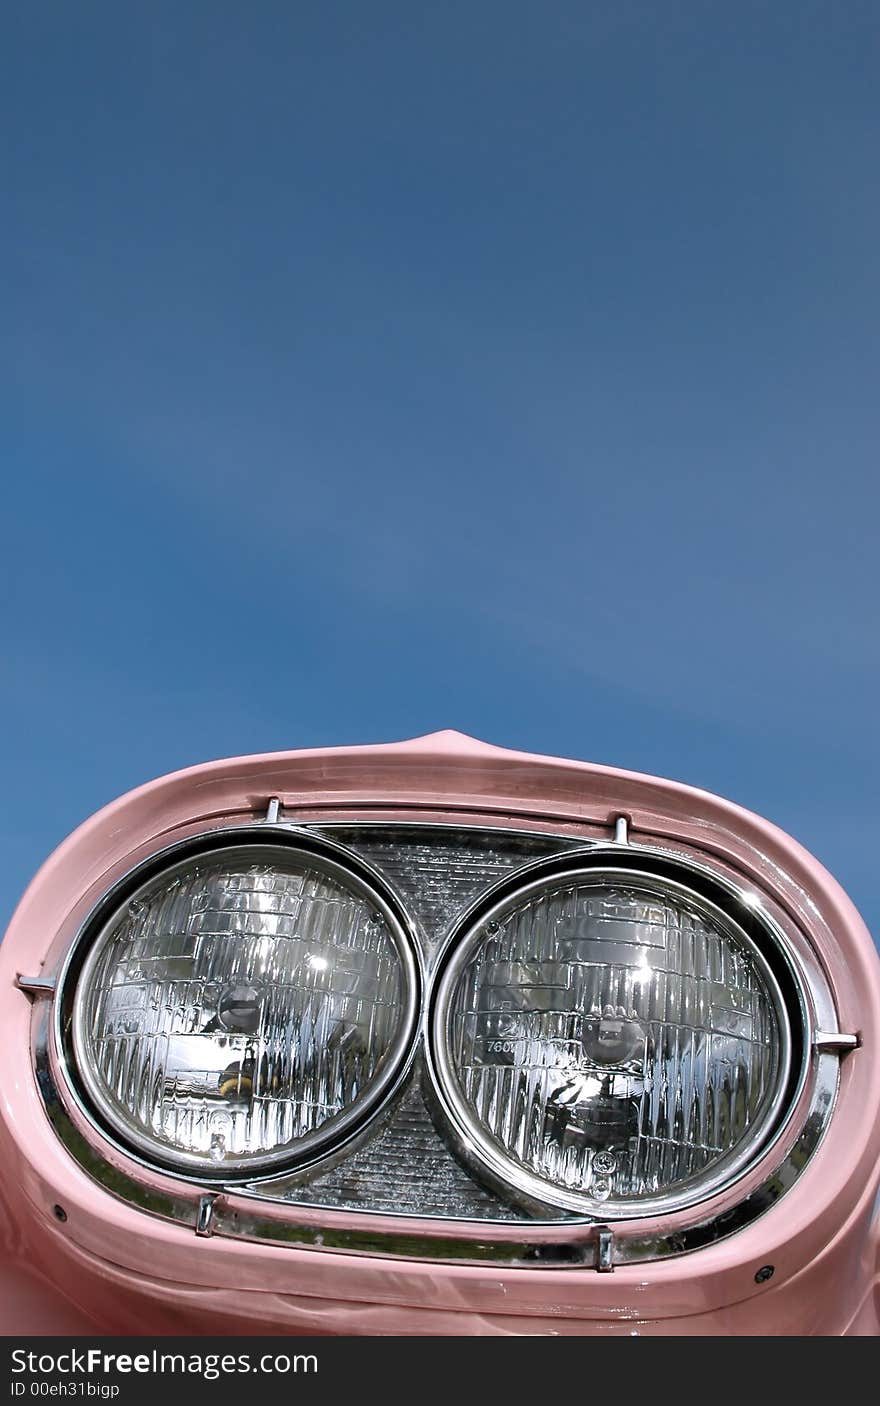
left=69, top=839, right=418, bottom=1175
left=430, top=865, right=792, bottom=1216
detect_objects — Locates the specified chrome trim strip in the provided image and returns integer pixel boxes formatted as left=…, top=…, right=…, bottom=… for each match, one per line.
left=301, top=817, right=595, bottom=845
left=31, top=994, right=841, bottom=1268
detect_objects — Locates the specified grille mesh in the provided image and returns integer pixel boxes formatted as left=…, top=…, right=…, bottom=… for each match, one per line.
left=260, top=826, right=580, bottom=1219
left=327, top=826, right=577, bottom=953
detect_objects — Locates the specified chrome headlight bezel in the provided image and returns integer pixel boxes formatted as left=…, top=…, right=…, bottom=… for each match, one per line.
left=55, top=826, right=422, bottom=1180
left=426, top=845, right=810, bottom=1220
left=34, top=813, right=844, bottom=1267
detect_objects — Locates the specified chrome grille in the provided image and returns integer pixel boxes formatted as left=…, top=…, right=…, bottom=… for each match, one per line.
left=324, top=825, right=579, bottom=953
left=255, top=825, right=580, bottom=1219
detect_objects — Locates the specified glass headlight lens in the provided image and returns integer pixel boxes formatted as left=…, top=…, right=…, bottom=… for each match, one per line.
left=70, top=842, right=417, bottom=1174
left=431, top=867, right=791, bottom=1215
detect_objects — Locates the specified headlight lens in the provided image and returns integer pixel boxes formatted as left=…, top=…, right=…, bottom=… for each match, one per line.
left=431, top=867, right=791, bottom=1215
left=71, top=841, right=418, bottom=1174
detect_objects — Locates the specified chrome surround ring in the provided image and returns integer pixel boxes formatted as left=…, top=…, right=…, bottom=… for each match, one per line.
left=56, top=827, right=422, bottom=1180
left=426, top=849, right=807, bottom=1219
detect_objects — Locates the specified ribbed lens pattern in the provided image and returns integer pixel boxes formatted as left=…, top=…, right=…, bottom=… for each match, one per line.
left=78, top=852, right=405, bottom=1168
left=447, top=880, right=780, bottom=1206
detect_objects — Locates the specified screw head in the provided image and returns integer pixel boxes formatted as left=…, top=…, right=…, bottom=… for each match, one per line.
left=754, top=1264, right=774, bottom=1284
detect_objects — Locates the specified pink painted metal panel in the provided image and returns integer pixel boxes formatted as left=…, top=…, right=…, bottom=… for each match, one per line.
left=2, top=732, right=878, bottom=1335
left=0, top=1262, right=100, bottom=1335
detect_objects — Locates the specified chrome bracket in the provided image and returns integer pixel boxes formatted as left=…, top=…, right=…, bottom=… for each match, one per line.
left=264, top=797, right=282, bottom=825
left=595, top=1229, right=614, bottom=1272
left=15, top=974, right=56, bottom=1000
left=195, top=1194, right=219, bottom=1237
left=814, top=1030, right=859, bottom=1054
left=612, top=816, right=629, bottom=845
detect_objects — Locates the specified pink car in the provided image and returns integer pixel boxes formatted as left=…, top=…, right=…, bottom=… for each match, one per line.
left=2, top=731, right=878, bottom=1336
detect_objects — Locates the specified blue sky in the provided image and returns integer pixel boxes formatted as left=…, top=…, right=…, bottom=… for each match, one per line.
left=2, top=3, right=878, bottom=938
